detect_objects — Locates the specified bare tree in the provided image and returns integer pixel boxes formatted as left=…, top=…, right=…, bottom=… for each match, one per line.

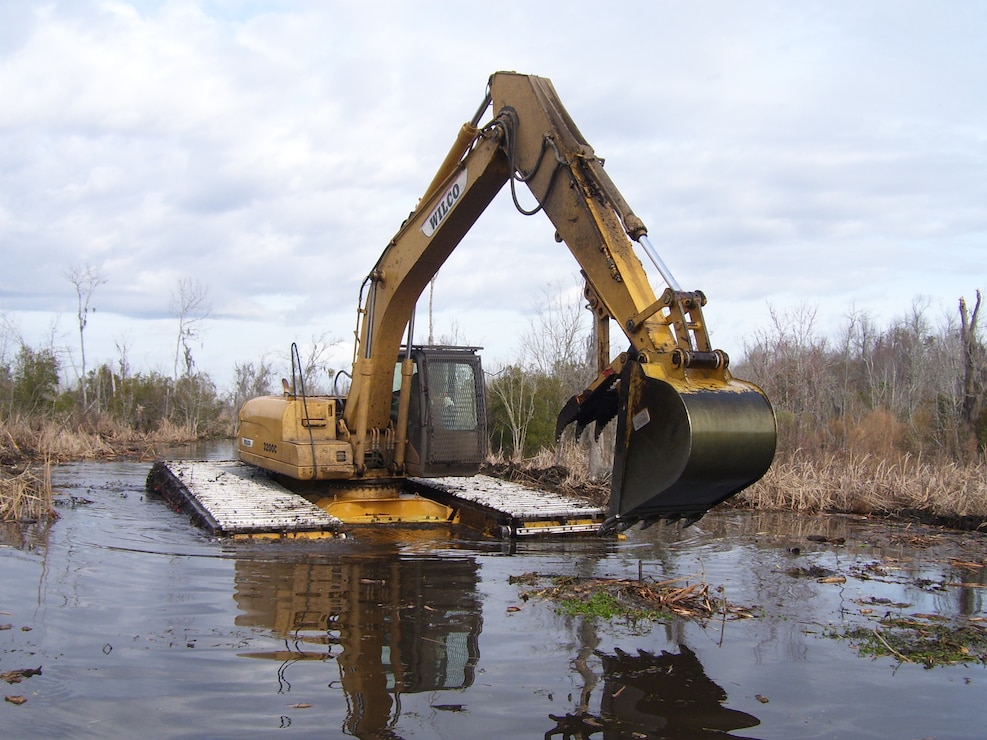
left=488, top=363, right=537, bottom=460
left=520, top=279, right=588, bottom=380
left=489, top=278, right=593, bottom=461
left=65, top=264, right=107, bottom=411
left=741, top=302, right=835, bottom=452
left=232, top=357, right=277, bottom=412
left=115, top=335, right=132, bottom=381
left=294, top=333, right=341, bottom=395
left=959, top=290, right=985, bottom=430
left=170, top=278, right=211, bottom=380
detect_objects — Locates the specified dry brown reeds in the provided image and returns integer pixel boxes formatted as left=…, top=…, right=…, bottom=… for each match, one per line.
left=2, top=415, right=114, bottom=463
left=0, top=461, right=56, bottom=523
left=0, top=415, right=201, bottom=467
left=485, top=443, right=611, bottom=507
left=498, top=443, right=987, bottom=526
left=737, top=453, right=987, bottom=522
left=0, top=413, right=212, bottom=523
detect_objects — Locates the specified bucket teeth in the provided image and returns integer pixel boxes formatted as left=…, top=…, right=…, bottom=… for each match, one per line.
left=555, top=372, right=620, bottom=441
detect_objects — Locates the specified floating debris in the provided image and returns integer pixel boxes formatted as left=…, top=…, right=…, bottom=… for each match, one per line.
left=947, top=558, right=986, bottom=570
left=786, top=565, right=839, bottom=580
left=831, top=616, right=987, bottom=668
left=510, top=572, right=754, bottom=623
left=806, top=534, right=845, bottom=545
left=1, top=667, right=41, bottom=684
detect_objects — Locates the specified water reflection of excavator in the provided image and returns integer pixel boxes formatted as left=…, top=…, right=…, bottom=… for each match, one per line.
left=236, top=71, right=776, bottom=533
left=233, top=548, right=481, bottom=736
left=546, top=645, right=760, bottom=739
left=231, top=547, right=759, bottom=738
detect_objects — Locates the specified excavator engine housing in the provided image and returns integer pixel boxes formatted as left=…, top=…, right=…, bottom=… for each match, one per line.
left=237, top=346, right=487, bottom=482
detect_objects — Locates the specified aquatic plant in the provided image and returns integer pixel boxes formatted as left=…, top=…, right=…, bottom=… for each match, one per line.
left=832, top=617, right=987, bottom=669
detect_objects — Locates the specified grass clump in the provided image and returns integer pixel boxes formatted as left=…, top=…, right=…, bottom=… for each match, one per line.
left=558, top=589, right=636, bottom=620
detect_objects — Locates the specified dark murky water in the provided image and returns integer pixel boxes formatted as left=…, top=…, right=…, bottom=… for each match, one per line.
left=2, top=443, right=986, bottom=738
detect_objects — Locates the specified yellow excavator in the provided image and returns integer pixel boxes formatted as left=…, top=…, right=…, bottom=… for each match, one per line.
left=236, top=71, right=776, bottom=533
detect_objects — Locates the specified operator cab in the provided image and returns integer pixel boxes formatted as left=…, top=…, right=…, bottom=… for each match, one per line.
left=401, top=346, right=487, bottom=478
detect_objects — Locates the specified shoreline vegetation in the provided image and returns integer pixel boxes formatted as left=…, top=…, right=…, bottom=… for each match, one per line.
left=2, top=284, right=984, bottom=529
left=3, top=418, right=984, bottom=531
left=487, top=447, right=987, bottom=532
left=1, top=417, right=199, bottom=523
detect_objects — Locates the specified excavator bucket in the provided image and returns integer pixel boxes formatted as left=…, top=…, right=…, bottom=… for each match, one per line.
left=605, top=359, right=776, bottom=531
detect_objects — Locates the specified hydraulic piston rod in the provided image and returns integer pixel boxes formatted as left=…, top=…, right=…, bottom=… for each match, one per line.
left=636, top=234, right=682, bottom=292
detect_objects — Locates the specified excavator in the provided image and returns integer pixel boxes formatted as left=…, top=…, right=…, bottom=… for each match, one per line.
left=234, top=71, right=776, bottom=534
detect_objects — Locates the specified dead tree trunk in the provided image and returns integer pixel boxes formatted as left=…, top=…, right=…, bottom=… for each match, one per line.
left=959, top=290, right=985, bottom=430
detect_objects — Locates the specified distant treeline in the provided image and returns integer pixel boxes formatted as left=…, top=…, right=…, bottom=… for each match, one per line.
left=486, top=291, right=986, bottom=469
left=0, top=344, right=228, bottom=441
left=1, top=291, right=984, bottom=469
left=735, top=294, right=985, bottom=463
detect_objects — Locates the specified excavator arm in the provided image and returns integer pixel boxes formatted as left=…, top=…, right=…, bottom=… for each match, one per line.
left=344, top=72, right=776, bottom=530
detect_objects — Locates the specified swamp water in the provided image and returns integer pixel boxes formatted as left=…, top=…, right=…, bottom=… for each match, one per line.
left=2, top=445, right=986, bottom=738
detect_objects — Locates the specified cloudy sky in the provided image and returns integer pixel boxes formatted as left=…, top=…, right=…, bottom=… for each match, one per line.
left=1, top=0, right=984, bottom=389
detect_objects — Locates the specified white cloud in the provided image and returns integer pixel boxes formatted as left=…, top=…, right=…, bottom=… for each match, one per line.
left=0, top=0, right=985, bottom=389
